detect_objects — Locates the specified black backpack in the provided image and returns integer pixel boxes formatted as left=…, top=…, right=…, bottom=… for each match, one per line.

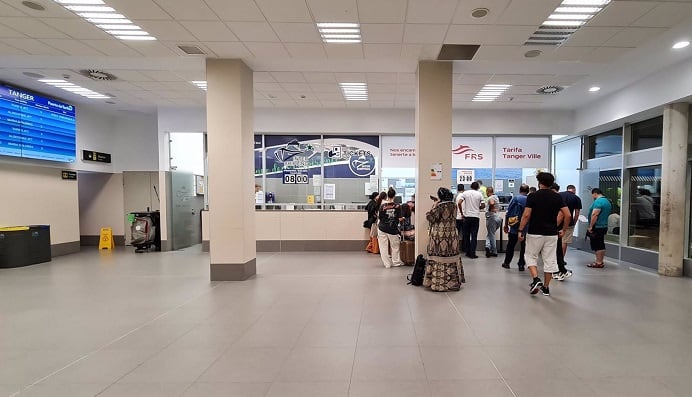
left=407, top=255, right=426, bottom=286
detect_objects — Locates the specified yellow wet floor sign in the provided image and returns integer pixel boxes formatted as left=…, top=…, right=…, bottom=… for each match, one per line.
left=99, top=227, right=114, bottom=250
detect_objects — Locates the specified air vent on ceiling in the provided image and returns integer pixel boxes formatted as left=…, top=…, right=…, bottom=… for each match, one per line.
left=437, top=44, right=480, bottom=60
left=79, top=69, right=117, bottom=81
left=178, top=45, right=206, bottom=55
left=536, top=85, right=564, bottom=94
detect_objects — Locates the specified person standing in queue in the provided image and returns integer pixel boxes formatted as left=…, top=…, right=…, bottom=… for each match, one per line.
left=455, top=184, right=466, bottom=253
left=484, top=186, right=501, bottom=257
left=459, top=181, right=484, bottom=259
left=377, top=187, right=404, bottom=268
left=586, top=188, right=611, bottom=268
left=501, top=184, right=529, bottom=270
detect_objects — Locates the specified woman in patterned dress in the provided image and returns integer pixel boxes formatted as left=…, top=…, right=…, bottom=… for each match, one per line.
left=423, top=187, right=466, bottom=291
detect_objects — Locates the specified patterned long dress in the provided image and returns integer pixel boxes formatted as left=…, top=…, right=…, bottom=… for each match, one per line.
left=423, top=201, right=466, bottom=291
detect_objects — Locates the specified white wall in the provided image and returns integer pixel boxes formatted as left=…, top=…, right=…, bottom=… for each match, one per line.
left=157, top=106, right=574, bottom=137
left=111, top=111, right=159, bottom=172
left=78, top=172, right=125, bottom=237
left=0, top=163, right=79, bottom=245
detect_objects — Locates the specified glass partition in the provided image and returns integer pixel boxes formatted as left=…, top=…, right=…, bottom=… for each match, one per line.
left=627, top=166, right=661, bottom=251
left=599, top=169, right=622, bottom=243
left=588, top=128, right=622, bottom=159
left=631, top=116, right=663, bottom=151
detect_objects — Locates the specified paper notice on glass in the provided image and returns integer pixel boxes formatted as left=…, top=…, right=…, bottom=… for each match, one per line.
left=495, top=180, right=503, bottom=192
left=396, top=179, right=404, bottom=188
left=369, top=175, right=378, bottom=190
left=313, top=175, right=322, bottom=186
left=365, top=183, right=371, bottom=195
left=430, top=163, right=442, bottom=181
left=324, top=183, right=336, bottom=200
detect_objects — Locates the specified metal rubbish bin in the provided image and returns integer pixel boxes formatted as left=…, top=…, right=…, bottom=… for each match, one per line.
left=0, top=225, right=51, bottom=268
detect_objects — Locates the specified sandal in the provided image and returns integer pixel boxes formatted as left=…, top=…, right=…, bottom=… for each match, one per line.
left=587, top=262, right=604, bottom=268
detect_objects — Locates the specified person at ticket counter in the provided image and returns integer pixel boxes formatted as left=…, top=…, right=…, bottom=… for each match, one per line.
left=255, top=184, right=265, bottom=204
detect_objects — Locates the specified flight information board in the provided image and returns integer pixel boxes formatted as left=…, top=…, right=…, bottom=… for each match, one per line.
left=0, top=85, right=76, bottom=162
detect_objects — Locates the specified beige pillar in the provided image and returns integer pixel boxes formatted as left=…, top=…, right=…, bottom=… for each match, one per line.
left=658, top=103, right=689, bottom=277
left=415, top=61, right=453, bottom=254
left=206, top=59, right=256, bottom=280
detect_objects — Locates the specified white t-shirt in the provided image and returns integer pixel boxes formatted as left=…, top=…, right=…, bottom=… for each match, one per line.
left=455, top=193, right=464, bottom=220
left=460, top=189, right=483, bottom=218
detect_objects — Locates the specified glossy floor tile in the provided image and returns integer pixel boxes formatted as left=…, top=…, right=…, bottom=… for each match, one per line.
left=1, top=246, right=691, bottom=396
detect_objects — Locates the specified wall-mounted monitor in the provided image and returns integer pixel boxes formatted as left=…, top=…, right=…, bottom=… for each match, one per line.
left=0, top=84, right=76, bottom=163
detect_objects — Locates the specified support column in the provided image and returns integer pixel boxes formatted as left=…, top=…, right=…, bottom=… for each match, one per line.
left=415, top=61, right=453, bottom=254
left=659, top=103, right=689, bottom=276
left=206, top=59, right=256, bottom=280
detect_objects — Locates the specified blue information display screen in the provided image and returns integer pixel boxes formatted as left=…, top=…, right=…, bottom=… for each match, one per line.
left=0, top=85, right=76, bottom=162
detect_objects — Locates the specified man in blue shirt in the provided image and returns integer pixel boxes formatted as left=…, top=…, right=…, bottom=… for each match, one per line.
left=501, top=184, right=529, bottom=271
left=587, top=188, right=612, bottom=268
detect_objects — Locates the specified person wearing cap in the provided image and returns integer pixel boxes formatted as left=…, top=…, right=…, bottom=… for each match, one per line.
left=423, top=187, right=465, bottom=291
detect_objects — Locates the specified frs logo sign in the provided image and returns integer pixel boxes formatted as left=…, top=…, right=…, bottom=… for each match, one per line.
left=452, top=145, right=484, bottom=160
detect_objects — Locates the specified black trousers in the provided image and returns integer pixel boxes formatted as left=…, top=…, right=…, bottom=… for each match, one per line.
left=462, top=217, right=480, bottom=257
left=503, top=232, right=526, bottom=268
left=556, top=236, right=567, bottom=273
left=456, top=219, right=466, bottom=253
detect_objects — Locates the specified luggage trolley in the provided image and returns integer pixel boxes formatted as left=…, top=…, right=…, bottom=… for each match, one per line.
left=129, top=211, right=161, bottom=253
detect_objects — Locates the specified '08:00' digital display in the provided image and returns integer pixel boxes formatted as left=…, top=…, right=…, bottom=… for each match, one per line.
left=0, top=85, right=76, bottom=162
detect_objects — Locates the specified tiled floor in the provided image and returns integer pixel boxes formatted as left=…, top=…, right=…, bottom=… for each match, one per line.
left=1, top=246, right=692, bottom=397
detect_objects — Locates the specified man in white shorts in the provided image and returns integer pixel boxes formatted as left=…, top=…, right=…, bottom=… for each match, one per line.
left=518, top=172, right=571, bottom=296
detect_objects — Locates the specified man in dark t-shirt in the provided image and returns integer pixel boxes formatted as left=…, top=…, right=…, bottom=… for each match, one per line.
left=559, top=184, right=582, bottom=272
left=377, top=188, right=404, bottom=268
left=518, top=172, right=571, bottom=297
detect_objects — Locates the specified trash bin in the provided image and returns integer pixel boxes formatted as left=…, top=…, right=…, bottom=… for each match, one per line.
left=0, top=225, right=51, bottom=268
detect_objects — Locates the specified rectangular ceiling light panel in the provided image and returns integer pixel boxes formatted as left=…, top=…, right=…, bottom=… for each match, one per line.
left=191, top=81, right=207, bottom=91
left=339, top=82, right=368, bottom=101
left=524, top=0, right=610, bottom=46
left=317, top=23, right=361, bottom=44
left=472, top=84, right=511, bottom=102
left=39, top=79, right=110, bottom=99
left=53, top=0, right=156, bottom=41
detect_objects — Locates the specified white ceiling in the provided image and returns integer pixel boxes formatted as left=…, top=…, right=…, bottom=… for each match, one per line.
left=0, top=0, right=691, bottom=113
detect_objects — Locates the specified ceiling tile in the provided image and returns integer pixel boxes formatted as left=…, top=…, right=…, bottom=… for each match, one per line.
left=357, top=0, right=406, bottom=23
left=401, top=44, right=441, bottom=59
left=296, top=99, right=322, bottom=107
left=139, top=70, right=185, bottom=82
left=367, top=73, right=398, bottom=84
left=1, top=18, right=69, bottom=39
left=124, top=40, right=178, bottom=57
left=490, top=74, right=554, bottom=85
left=632, top=2, right=692, bottom=28
left=456, top=74, right=492, bottom=84
left=494, top=0, right=561, bottom=26
left=562, top=27, right=622, bottom=47
left=159, top=81, right=194, bottom=90
left=580, top=46, right=632, bottom=63
left=546, top=46, right=594, bottom=62
left=506, top=85, right=543, bottom=95
left=108, top=0, right=170, bottom=20
left=245, top=42, right=290, bottom=58
left=588, top=1, right=657, bottom=27
left=472, top=45, right=532, bottom=61
left=226, top=21, right=280, bottom=42
left=255, top=82, right=283, bottom=91
left=370, top=100, right=395, bottom=108
left=308, top=83, right=339, bottom=93
left=262, top=91, right=291, bottom=100
left=397, top=73, right=416, bottom=85
left=316, top=92, right=343, bottom=101
left=281, top=82, right=311, bottom=92
left=254, top=72, right=276, bottom=82
left=1, top=38, right=64, bottom=55
left=107, top=70, right=154, bottom=82
left=452, top=0, right=511, bottom=25
left=0, top=2, right=26, bottom=17
left=324, top=43, right=364, bottom=59
left=364, top=43, right=402, bottom=59
left=254, top=0, right=312, bottom=22
left=40, top=39, right=105, bottom=56
left=368, top=84, right=396, bottom=93
left=255, top=98, right=274, bottom=107
left=180, top=21, right=238, bottom=42
left=205, top=42, right=252, bottom=57
left=131, top=81, right=167, bottom=90
left=0, top=23, right=24, bottom=38
left=303, top=73, right=336, bottom=83
left=397, top=85, right=416, bottom=95
left=550, top=75, right=588, bottom=86
left=272, top=100, right=298, bottom=107
left=271, top=23, right=321, bottom=43
left=0, top=41, right=26, bottom=54
left=335, top=72, right=367, bottom=82
left=320, top=100, right=346, bottom=108
left=284, top=43, right=327, bottom=58
left=361, top=24, right=404, bottom=44
left=151, top=0, right=218, bottom=20
left=81, top=39, right=143, bottom=57
left=40, top=18, right=111, bottom=40
left=205, top=0, right=264, bottom=21
left=453, top=84, right=483, bottom=94
left=307, top=0, right=358, bottom=23
left=139, top=21, right=197, bottom=41
left=346, top=101, right=370, bottom=108
left=271, top=72, right=306, bottom=83
left=446, top=25, right=536, bottom=45
left=403, top=24, right=448, bottom=44
left=604, top=27, right=666, bottom=47
left=406, top=0, right=459, bottom=24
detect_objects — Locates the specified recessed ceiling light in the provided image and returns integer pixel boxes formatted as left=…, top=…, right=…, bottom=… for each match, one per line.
left=38, top=79, right=110, bottom=99
left=561, top=0, right=610, bottom=5
left=473, top=84, right=511, bottom=102
left=317, top=22, right=361, bottom=44
left=54, top=0, right=157, bottom=41
left=21, top=1, right=45, bottom=10
left=589, top=86, right=601, bottom=92
left=191, top=81, right=207, bottom=91
left=470, top=8, right=489, bottom=18
left=672, top=41, right=690, bottom=49
left=65, top=5, right=115, bottom=12
left=525, top=0, right=610, bottom=45
left=56, top=0, right=105, bottom=4
left=339, top=82, right=368, bottom=101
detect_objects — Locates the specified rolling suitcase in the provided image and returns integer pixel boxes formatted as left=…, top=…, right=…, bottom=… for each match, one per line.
left=400, top=240, right=415, bottom=265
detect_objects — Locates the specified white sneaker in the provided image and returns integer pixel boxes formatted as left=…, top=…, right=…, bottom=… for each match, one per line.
left=552, top=273, right=560, bottom=280
left=392, top=263, right=403, bottom=267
